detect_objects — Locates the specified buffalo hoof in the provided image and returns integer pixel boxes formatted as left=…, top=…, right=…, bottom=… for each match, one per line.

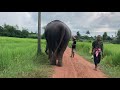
left=57, top=62, right=62, bottom=67
left=50, top=62, right=56, bottom=65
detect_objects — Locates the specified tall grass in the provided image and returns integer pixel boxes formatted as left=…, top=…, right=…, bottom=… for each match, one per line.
left=0, top=36, right=52, bottom=78
left=69, top=41, right=120, bottom=78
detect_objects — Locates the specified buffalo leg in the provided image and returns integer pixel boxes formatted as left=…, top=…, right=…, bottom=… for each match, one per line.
left=50, top=52, right=56, bottom=65
left=45, top=43, right=49, bottom=55
left=49, top=50, right=53, bottom=64
left=57, top=52, right=63, bottom=67
left=57, top=41, right=69, bottom=67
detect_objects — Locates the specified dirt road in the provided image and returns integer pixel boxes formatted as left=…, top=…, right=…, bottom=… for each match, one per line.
left=51, top=47, right=107, bottom=78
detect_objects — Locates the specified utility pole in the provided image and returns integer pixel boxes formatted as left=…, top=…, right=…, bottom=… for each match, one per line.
left=37, top=12, right=41, bottom=54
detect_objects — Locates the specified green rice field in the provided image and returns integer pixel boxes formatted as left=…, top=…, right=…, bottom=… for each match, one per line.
left=0, top=36, right=52, bottom=78
left=69, top=41, right=120, bottom=78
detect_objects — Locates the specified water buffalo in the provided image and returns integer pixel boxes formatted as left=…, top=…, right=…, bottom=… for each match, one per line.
left=45, top=20, right=71, bottom=66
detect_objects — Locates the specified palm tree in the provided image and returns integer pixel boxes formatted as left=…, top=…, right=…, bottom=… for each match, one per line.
left=37, top=12, right=41, bottom=54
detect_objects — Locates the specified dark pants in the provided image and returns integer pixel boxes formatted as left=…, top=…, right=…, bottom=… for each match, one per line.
left=94, top=53, right=101, bottom=66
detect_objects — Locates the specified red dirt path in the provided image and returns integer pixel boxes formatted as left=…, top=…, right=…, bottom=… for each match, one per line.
left=51, top=47, right=108, bottom=78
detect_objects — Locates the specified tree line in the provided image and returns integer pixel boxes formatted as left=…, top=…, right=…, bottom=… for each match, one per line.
left=1, top=24, right=120, bottom=44
left=0, top=24, right=28, bottom=38
left=41, top=26, right=120, bottom=44
left=0, top=24, right=38, bottom=39
left=0, top=24, right=47, bottom=39
left=76, top=30, right=120, bottom=44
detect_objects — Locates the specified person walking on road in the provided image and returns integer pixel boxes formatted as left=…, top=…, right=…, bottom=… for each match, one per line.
left=70, top=36, right=76, bottom=58
left=92, top=35, right=103, bottom=71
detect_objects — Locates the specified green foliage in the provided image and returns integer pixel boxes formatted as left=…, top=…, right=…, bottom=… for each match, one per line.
left=0, top=26, right=4, bottom=36
left=76, top=31, right=81, bottom=40
left=0, top=24, right=36, bottom=39
left=0, top=37, right=52, bottom=78
left=41, top=32, right=45, bottom=39
left=68, top=41, right=120, bottom=77
left=106, top=36, right=112, bottom=41
left=28, top=33, right=37, bottom=39
left=111, top=29, right=120, bottom=44
left=21, top=29, right=29, bottom=38
left=75, top=31, right=94, bottom=42
left=116, top=29, right=120, bottom=43
left=86, top=30, right=90, bottom=35
left=103, top=32, right=108, bottom=41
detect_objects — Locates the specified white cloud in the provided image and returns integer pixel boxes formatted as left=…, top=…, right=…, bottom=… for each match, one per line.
left=95, top=27, right=117, bottom=32
left=0, top=12, right=120, bottom=36
left=0, top=12, right=37, bottom=32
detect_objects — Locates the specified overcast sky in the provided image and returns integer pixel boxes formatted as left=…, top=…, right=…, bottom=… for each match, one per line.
left=0, top=12, right=120, bottom=37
